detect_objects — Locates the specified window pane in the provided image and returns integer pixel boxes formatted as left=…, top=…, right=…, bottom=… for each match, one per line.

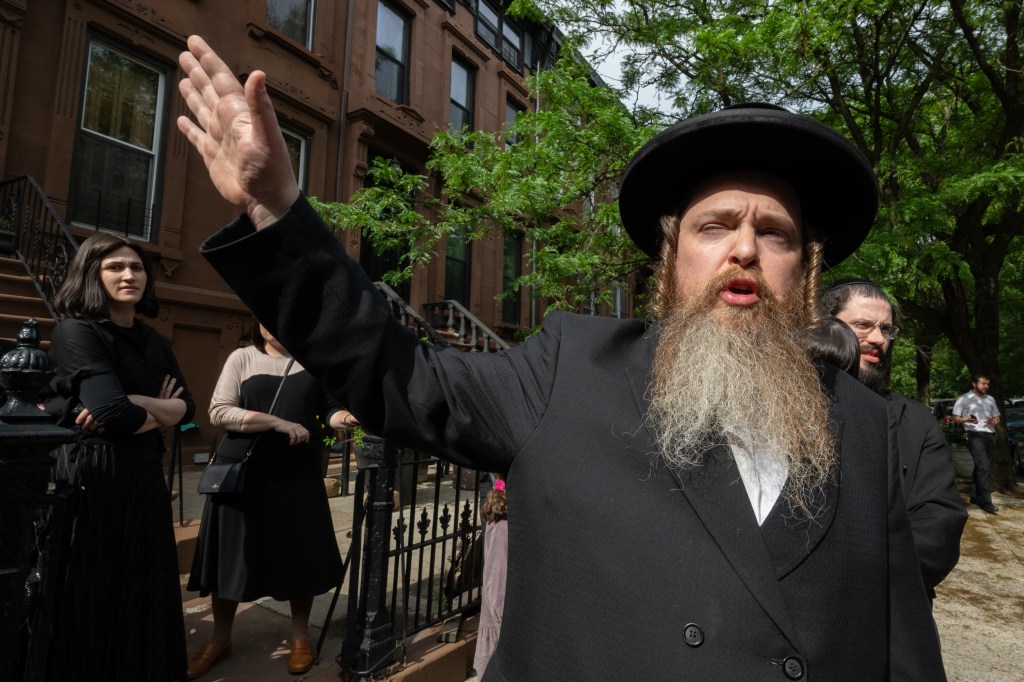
left=376, top=3, right=408, bottom=103
left=445, top=234, right=470, bottom=305
left=450, top=104, right=471, bottom=132
left=82, top=43, right=159, bottom=150
left=477, top=2, right=499, bottom=47
left=267, top=0, right=314, bottom=47
left=69, top=134, right=152, bottom=238
left=501, top=21, right=522, bottom=64
left=450, top=60, right=473, bottom=131
left=375, top=54, right=404, bottom=102
left=376, top=2, right=407, bottom=61
left=502, top=232, right=522, bottom=323
left=281, top=128, right=308, bottom=191
left=451, top=61, right=469, bottom=105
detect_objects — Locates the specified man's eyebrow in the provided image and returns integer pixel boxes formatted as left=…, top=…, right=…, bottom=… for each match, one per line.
left=687, top=206, right=797, bottom=226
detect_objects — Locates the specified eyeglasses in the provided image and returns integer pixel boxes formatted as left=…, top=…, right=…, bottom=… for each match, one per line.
left=848, top=319, right=899, bottom=341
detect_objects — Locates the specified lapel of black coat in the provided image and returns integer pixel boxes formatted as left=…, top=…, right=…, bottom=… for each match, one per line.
left=624, top=327, right=841, bottom=650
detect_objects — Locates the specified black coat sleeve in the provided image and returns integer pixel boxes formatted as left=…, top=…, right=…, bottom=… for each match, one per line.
left=201, top=196, right=559, bottom=472
left=894, top=397, right=967, bottom=594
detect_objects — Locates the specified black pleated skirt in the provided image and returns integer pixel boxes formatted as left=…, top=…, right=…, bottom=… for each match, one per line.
left=47, top=439, right=187, bottom=681
left=187, top=456, right=343, bottom=603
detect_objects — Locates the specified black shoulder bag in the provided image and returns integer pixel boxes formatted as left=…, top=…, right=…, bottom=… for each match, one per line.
left=197, top=358, right=295, bottom=495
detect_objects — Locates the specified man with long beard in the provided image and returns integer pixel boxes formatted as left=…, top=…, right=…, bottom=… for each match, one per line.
left=824, top=279, right=967, bottom=600
left=179, top=36, right=943, bottom=680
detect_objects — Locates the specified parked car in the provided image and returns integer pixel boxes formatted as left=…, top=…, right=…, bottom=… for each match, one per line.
left=1006, top=406, right=1024, bottom=474
left=932, top=399, right=956, bottom=424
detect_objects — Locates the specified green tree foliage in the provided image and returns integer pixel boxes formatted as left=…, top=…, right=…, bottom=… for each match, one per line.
left=312, top=50, right=658, bottom=318
left=533, top=0, right=1024, bottom=487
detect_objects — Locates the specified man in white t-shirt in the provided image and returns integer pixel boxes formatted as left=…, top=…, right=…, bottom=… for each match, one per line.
left=952, top=374, right=1001, bottom=513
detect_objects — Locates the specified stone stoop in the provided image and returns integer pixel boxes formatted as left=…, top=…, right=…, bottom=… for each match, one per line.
left=173, top=518, right=201, bottom=574
left=385, top=614, right=479, bottom=682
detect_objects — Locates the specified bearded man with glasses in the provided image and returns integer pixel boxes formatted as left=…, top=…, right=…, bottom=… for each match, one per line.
left=824, top=279, right=967, bottom=603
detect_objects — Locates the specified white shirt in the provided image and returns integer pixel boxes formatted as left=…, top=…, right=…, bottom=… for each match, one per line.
left=729, top=435, right=788, bottom=526
left=952, top=391, right=999, bottom=434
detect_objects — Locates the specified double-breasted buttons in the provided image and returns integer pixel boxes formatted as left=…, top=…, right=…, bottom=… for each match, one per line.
left=682, top=623, right=703, bottom=647
left=782, top=656, right=805, bottom=680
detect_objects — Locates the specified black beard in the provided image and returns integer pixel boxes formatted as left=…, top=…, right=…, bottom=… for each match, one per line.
left=861, top=348, right=893, bottom=393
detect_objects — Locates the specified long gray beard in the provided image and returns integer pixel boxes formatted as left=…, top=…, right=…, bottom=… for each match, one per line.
left=649, top=273, right=836, bottom=517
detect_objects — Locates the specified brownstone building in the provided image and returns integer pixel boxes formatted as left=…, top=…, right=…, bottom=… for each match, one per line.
left=0, top=0, right=574, bottom=454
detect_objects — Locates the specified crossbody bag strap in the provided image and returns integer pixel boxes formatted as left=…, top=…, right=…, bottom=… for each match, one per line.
left=240, top=357, right=296, bottom=463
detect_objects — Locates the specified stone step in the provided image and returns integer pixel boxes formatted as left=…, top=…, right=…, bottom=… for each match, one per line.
left=0, top=313, right=55, bottom=347
left=0, top=291, right=51, bottom=319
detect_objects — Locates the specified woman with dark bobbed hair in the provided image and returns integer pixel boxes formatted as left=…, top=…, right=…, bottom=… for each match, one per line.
left=45, top=232, right=194, bottom=681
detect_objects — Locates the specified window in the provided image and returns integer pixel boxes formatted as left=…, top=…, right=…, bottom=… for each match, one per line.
left=69, top=40, right=165, bottom=240
left=450, top=58, right=475, bottom=132
left=280, top=126, right=309, bottom=192
left=376, top=2, right=410, bottom=104
left=504, top=98, right=525, bottom=147
left=476, top=1, right=499, bottom=49
left=474, top=1, right=522, bottom=68
left=502, top=231, right=522, bottom=324
left=267, top=0, right=316, bottom=48
left=445, top=232, right=472, bottom=306
left=501, top=18, right=522, bottom=66
left=360, top=153, right=411, bottom=301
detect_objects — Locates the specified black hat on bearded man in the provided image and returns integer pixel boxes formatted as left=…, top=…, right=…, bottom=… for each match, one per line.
left=618, top=103, right=878, bottom=268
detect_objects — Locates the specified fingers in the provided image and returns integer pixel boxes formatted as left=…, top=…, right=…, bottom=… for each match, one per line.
left=276, top=422, right=310, bottom=446
left=160, top=375, right=184, bottom=400
left=75, top=408, right=104, bottom=433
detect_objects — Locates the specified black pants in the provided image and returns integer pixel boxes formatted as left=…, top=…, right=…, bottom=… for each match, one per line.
left=966, top=431, right=995, bottom=505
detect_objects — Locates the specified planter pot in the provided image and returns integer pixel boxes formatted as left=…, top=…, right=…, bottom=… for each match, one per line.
left=0, top=232, right=15, bottom=255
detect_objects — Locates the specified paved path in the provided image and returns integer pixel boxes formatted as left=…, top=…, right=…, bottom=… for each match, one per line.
left=934, top=482, right=1024, bottom=682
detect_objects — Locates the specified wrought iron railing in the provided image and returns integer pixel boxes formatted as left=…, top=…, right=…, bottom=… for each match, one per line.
left=373, top=282, right=451, bottom=348
left=0, top=177, right=78, bottom=320
left=339, top=438, right=484, bottom=677
left=422, top=300, right=511, bottom=353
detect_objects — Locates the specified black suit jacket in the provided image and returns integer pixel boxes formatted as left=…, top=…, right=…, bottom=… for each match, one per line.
left=886, top=392, right=967, bottom=597
left=202, top=197, right=944, bottom=680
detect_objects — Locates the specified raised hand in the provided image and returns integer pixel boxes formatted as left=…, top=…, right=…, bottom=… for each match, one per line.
left=177, top=35, right=300, bottom=229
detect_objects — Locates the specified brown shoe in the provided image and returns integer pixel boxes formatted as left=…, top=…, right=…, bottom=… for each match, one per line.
left=288, top=638, right=314, bottom=675
left=187, top=642, right=231, bottom=680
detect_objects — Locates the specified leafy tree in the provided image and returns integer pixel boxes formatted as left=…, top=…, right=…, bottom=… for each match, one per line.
left=532, top=0, right=1024, bottom=488
left=312, top=50, right=658, bottom=320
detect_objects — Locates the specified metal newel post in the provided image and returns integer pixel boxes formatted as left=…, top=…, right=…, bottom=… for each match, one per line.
left=0, top=319, right=73, bottom=680
left=340, top=433, right=398, bottom=679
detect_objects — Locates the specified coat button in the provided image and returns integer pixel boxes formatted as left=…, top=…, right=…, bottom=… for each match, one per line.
left=682, top=623, right=703, bottom=647
left=783, top=656, right=804, bottom=679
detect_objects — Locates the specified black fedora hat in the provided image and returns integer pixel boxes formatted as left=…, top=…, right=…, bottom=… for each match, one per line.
left=618, top=103, right=878, bottom=267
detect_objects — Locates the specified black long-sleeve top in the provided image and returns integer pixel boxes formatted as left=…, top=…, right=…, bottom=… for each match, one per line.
left=46, top=317, right=195, bottom=446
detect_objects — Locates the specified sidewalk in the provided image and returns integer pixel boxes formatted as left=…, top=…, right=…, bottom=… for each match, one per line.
left=174, top=459, right=478, bottom=682
left=933, top=480, right=1024, bottom=682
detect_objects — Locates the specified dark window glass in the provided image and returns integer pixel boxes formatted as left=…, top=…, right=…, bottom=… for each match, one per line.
left=501, top=19, right=522, bottom=66
left=445, top=233, right=471, bottom=306
left=267, top=0, right=315, bottom=48
left=376, top=2, right=409, bottom=104
left=502, top=231, right=523, bottom=324
left=450, top=59, right=474, bottom=132
left=70, top=41, right=163, bottom=240
left=281, top=127, right=309, bottom=191
left=476, top=1, right=499, bottom=48
left=360, top=153, right=410, bottom=301
left=504, top=98, right=524, bottom=146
